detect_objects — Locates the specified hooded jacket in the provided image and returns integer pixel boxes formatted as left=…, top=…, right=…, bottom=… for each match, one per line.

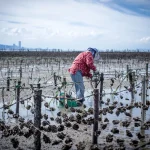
left=68, top=51, right=96, bottom=78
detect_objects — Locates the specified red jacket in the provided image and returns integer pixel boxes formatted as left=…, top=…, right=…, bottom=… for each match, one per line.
left=68, top=51, right=96, bottom=78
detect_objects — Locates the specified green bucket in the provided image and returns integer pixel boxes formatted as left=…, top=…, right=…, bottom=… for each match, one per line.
left=59, top=92, right=77, bottom=107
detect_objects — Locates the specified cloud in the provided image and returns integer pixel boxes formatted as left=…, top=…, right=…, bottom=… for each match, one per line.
left=0, top=19, right=27, bottom=24
left=1, top=27, right=31, bottom=36
left=0, top=12, right=15, bottom=17
left=105, top=3, right=139, bottom=16
left=0, top=0, right=150, bottom=49
left=7, top=21, right=27, bottom=24
left=69, top=21, right=93, bottom=27
left=140, top=37, right=150, bottom=43
left=101, top=0, right=150, bottom=17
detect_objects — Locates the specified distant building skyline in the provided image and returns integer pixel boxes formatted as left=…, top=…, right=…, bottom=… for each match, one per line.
left=19, top=41, right=21, bottom=49
left=0, top=41, right=150, bottom=52
left=0, top=41, right=23, bottom=50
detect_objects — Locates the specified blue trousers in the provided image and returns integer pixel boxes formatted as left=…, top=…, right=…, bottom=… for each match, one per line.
left=70, top=70, right=85, bottom=102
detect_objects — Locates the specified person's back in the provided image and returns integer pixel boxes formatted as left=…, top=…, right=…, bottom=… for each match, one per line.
left=69, top=51, right=96, bottom=78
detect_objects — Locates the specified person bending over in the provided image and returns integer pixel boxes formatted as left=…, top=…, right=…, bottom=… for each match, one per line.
left=68, top=47, right=99, bottom=105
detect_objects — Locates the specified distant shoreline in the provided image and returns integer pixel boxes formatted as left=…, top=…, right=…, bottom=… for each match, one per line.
left=0, top=51, right=150, bottom=59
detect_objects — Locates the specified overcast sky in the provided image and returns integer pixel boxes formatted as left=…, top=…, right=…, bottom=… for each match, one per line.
left=0, top=0, right=150, bottom=50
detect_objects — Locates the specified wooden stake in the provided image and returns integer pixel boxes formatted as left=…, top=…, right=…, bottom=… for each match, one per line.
left=34, top=90, right=42, bottom=150
left=16, top=80, right=21, bottom=115
left=92, top=88, right=99, bottom=144
left=100, top=73, right=104, bottom=107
